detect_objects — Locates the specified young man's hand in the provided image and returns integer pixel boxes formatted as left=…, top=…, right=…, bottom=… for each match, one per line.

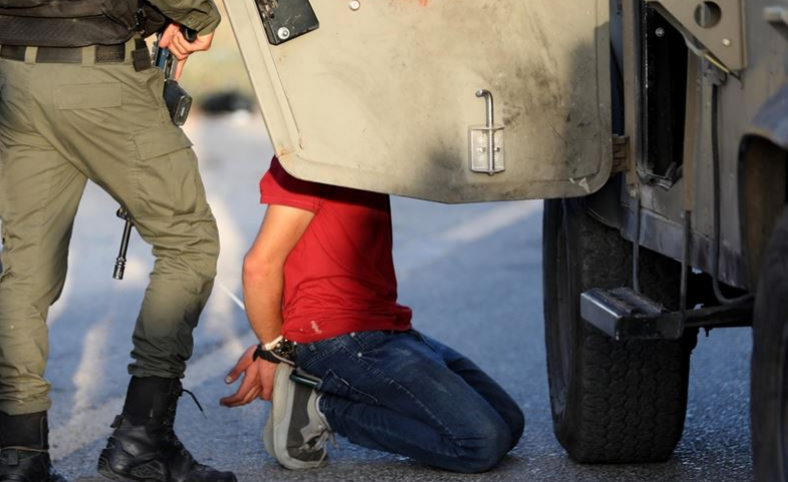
left=220, top=344, right=277, bottom=407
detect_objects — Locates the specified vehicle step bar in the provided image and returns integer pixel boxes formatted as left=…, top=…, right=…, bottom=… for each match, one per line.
left=580, top=287, right=753, bottom=340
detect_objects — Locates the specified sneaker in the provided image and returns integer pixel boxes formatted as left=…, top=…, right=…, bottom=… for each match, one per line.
left=262, top=410, right=274, bottom=458
left=271, top=364, right=332, bottom=470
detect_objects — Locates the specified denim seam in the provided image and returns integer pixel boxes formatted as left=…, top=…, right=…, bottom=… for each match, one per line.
left=322, top=369, right=380, bottom=406
left=298, top=343, right=344, bottom=371
left=324, top=398, right=465, bottom=461
left=337, top=341, right=458, bottom=442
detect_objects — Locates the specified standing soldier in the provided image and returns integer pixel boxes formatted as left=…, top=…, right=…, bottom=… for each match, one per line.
left=0, top=2, right=235, bottom=482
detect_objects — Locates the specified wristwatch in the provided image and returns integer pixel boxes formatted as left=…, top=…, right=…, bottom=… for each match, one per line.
left=252, top=337, right=297, bottom=365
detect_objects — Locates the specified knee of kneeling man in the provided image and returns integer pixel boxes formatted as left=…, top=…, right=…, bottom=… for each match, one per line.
left=510, top=407, right=526, bottom=444
left=455, top=422, right=512, bottom=473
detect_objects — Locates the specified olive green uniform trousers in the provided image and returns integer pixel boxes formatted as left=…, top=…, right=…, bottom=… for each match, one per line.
left=0, top=41, right=220, bottom=416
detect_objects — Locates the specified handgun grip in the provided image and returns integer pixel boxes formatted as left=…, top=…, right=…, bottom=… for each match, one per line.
left=182, top=27, right=198, bottom=42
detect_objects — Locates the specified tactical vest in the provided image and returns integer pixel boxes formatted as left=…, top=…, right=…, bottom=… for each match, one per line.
left=0, top=0, right=166, bottom=47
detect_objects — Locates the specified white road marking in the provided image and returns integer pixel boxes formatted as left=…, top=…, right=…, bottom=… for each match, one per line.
left=50, top=330, right=257, bottom=461
left=396, top=200, right=541, bottom=277
left=202, top=198, right=246, bottom=349
left=219, top=283, right=246, bottom=311
left=47, top=277, right=73, bottom=327
left=71, top=318, right=110, bottom=414
left=441, top=201, right=541, bottom=243
left=49, top=250, right=147, bottom=327
left=50, top=394, right=122, bottom=461
left=117, top=255, right=150, bottom=287
left=181, top=332, right=256, bottom=389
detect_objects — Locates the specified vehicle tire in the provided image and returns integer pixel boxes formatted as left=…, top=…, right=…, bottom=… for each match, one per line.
left=751, top=206, right=788, bottom=482
left=543, top=198, right=695, bottom=463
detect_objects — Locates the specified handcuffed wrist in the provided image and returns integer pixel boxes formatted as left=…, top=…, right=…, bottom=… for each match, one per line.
left=253, top=337, right=297, bottom=366
left=263, top=335, right=283, bottom=351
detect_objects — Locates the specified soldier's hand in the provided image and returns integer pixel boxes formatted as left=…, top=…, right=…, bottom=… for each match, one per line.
left=220, top=344, right=277, bottom=407
left=161, top=25, right=215, bottom=60
left=159, top=25, right=215, bottom=80
left=159, top=24, right=184, bottom=57
left=173, top=57, right=187, bottom=82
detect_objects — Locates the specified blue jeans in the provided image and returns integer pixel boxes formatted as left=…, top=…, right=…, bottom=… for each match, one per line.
left=295, top=330, right=525, bottom=473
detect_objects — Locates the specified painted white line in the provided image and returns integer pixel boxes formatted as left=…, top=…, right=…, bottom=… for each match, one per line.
left=181, top=332, right=256, bottom=388
left=219, top=283, right=246, bottom=311
left=47, top=277, right=72, bottom=327
left=396, top=201, right=541, bottom=276
left=202, top=198, right=246, bottom=348
left=441, top=201, right=541, bottom=243
left=116, top=255, right=149, bottom=287
left=71, top=318, right=110, bottom=414
left=50, top=330, right=256, bottom=461
left=50, top=395, right=122, bottom=461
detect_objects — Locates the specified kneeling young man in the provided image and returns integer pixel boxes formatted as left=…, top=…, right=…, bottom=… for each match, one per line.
left=221, top=158, right=524, bottom=473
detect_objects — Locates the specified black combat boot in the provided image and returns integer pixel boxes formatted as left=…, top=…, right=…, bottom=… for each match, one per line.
left=0, top=411, right=68, bottom=482
left=97, top=377, right=236, bottom=482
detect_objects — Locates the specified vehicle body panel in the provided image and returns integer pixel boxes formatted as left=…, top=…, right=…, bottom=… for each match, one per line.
left=609, top=0, right=788, bottom=291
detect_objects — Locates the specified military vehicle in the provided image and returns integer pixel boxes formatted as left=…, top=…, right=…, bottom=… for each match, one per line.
left=224, top=0, right=788, bottom=479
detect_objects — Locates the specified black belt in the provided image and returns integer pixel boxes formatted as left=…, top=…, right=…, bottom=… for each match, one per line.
left=0, top=40, right=150, bottom=70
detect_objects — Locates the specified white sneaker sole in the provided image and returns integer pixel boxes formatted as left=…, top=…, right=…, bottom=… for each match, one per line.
left=271, top=364, right=326, bottom=470
left=263, top=409, right=274, bottom=458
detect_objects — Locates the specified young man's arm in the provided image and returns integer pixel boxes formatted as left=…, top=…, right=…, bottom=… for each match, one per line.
left=220, top=204, right=315, bottom=407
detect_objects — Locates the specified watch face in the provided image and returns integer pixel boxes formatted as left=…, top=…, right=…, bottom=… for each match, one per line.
left=253, top=340, right=297, bottom=365
left=274, top=338, right=298, bottom=361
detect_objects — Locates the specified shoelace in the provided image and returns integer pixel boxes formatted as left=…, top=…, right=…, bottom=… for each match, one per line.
left=309, top=430, right=336, bottom=452
left=304, top=421, right=338, bottom=455
left=180, top=388, right=207, bottom=419
left=160, top=388, right=208, bottom=464
left=302, top=431, right=335, bottom=466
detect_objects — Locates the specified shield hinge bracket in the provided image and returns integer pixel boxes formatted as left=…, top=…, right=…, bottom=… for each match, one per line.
left=612, top=135, right=630, bottom=173
left=468, top=90, right=506, bottom=176
left=255, top=0, right=319, bottom=46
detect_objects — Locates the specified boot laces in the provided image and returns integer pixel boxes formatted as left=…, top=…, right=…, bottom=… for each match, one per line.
left=181, top=389, right=207, bottom=419
left=160, top=388, right=208, bottom=465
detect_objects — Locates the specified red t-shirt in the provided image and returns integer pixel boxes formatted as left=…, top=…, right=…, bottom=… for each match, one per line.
left=260, top=158, right=413, bottom=343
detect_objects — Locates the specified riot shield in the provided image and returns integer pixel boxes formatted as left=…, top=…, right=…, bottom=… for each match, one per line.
left=225, top=0, right=612, bottom=203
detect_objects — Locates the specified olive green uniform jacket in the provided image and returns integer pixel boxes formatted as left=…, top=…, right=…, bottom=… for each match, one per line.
left=148, top=0, right=222, bottom=34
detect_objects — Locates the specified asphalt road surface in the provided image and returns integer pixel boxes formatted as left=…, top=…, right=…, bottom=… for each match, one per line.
left=3, top=113, right=752, bottom=482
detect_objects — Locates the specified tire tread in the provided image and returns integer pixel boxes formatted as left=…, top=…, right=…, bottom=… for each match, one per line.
left=545, top=199, right=691, bottom=464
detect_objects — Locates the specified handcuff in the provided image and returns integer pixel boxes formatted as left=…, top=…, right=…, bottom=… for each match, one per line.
left=252, top=336, right=297, bottom=366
